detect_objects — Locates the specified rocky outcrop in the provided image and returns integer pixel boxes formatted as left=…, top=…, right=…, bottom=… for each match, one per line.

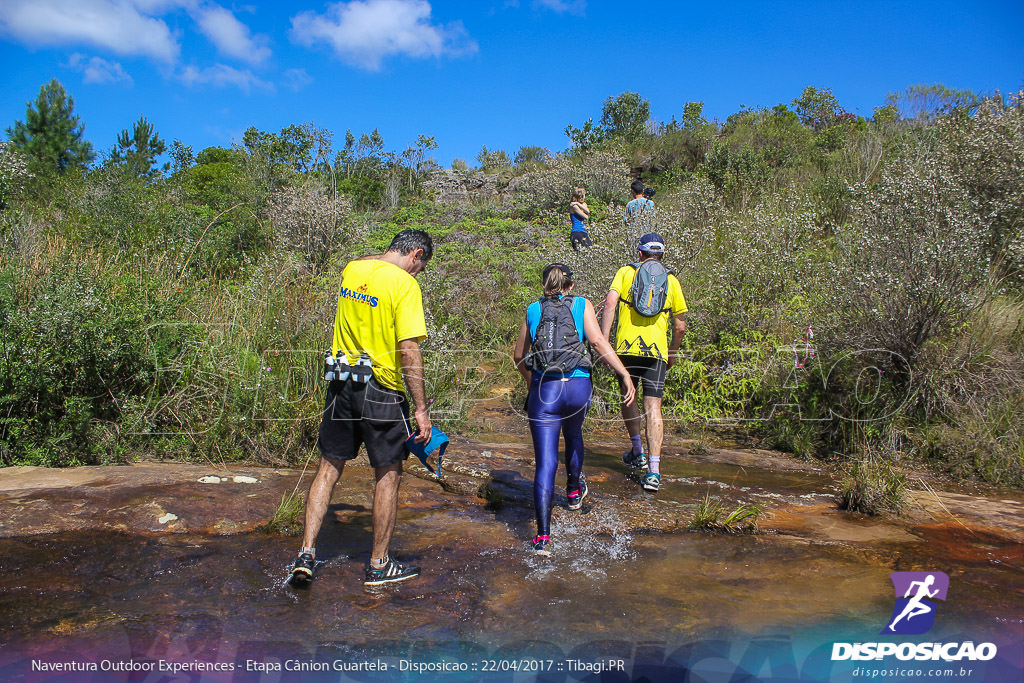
left=422, top=169, right=517, bottom=205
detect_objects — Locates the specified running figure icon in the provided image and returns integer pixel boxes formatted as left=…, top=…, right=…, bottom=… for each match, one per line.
left=883, top=571, right=949, bottom=635
left=887, top=574, right=938, bottom=631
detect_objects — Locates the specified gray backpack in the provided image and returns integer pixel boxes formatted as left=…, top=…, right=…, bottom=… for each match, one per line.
left=527, top=296, right=593, bottom=375
left=626, top=260, right=672, bottom=317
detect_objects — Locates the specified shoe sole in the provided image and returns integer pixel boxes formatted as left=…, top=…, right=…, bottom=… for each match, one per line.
left=289, top=569, right=313, bottom=586
left=364, top=571, right=420, bottom=587
left=534, top=547, right=552, bottom=557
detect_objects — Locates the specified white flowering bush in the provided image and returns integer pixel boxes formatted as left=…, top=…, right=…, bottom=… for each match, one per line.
left=511, top=150, right=631, bottom=210
left=940, top=91, right=1024, bottom=283
left=0, top=141, right=33, bottom=210
left=268, top=176, right=357, bottom=273
left=829, top=141, right=990, bottom=392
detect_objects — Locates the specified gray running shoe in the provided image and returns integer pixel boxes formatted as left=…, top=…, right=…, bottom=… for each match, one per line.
left=642, top=472, right=661, bottom=492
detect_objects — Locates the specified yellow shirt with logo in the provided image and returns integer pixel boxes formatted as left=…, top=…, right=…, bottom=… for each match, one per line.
left=331, top=259, right=426, bottom=392
left=610, top=264, right=687, bottom=360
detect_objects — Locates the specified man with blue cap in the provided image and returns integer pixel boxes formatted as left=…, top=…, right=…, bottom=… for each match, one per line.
left=600, top=232, right=688, bottom=492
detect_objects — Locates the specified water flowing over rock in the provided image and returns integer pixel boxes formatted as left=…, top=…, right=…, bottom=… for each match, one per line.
left=1, top=427, right=1022, bottom=678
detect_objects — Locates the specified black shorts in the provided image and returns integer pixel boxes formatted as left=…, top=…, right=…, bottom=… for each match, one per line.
left=570, top=231, right=592, bottom=250
left=618, top=355, right=668, bottom=399
left=318, top=377, right=410, bottom=469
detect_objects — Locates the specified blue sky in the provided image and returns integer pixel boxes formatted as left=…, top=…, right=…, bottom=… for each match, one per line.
left=2, top=0, right=1023, bottom=167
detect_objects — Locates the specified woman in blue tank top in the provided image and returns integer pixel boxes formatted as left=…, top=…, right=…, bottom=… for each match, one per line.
left=569, top=187, right=592, bottom=250
left=512, top=263, right=636, bottom=555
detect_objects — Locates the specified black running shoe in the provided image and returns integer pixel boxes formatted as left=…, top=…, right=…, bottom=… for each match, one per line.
left=289, top=553, right=315, bottom=586
left=567, top=475, right=589, bottom=511
left=622, top=449, right=648, bottom=470
left=364, top=557, right=420, bottom=586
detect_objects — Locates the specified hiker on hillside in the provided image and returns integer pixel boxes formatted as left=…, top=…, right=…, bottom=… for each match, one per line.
left=600, top=233, right=687, bottom=493
left=513, top=263, right=636, bottom=555
left=569, top=186, right=592, bottom=250
left=624, top=179, right=654, bottom=221
left=290, top=229, right=433, bottom=587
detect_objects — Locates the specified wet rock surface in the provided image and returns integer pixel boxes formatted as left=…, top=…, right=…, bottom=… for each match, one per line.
left=1, top=420, right=1023, bottom=671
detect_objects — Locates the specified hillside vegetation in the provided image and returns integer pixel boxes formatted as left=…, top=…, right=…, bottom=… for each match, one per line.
left=2, top=82, right=1023, bottom=504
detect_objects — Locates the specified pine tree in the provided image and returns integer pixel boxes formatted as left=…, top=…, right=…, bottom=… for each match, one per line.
left=6, top=79, right=95, bottom=174
left=110, top=116, right=167, bottom=177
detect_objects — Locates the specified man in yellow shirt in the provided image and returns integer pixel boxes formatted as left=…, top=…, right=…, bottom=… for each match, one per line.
left=601, top=233, right=687, bottom=492
left=291, top=230, right=433, bottom=587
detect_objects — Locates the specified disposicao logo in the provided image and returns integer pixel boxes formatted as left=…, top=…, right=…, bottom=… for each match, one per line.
left=831, top=571, right=998, bottom=663
left=884, top=571, right=949, bottom=635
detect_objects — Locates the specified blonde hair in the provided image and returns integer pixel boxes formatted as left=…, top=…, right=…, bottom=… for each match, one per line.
left=542, top=265, right=573, bottom=297
left=571, top=187, right=585, bottom=202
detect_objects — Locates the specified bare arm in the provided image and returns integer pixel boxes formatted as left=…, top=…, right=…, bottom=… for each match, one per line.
left=512, top=320, right=532, bottom=384
left=601, top=289, right=620, bottom=342
left=583, top=299, right=635, bottom=406
left=569, top=201, right=590, bottom=219
left=398, top=338, right=431, bottom=443
left=667, top=313, right=686, bottom=369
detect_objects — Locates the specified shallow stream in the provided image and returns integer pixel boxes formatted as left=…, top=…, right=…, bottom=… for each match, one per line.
left=1, top=435, right=1022, bottom=682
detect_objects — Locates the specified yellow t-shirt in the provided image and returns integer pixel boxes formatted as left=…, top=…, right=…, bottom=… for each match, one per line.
left=331, top=259, right=427, bottom=392
left=610, top=263, right=688, bottom=360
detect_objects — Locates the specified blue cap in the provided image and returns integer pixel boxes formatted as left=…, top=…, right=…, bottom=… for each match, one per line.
left=638, top=233, right=666, bottom=253
left=406, top=429, right=449, bottom=477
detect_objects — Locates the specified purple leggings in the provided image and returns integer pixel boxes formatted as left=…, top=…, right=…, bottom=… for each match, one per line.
left=527, top=375, right=592, bottom=536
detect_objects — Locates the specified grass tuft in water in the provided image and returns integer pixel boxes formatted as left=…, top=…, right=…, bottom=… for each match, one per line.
left=688, top=492, right=763, bottom=533
left=260, top=492, right=305, bottom=536
left=836, top=452, right=907, bottom=515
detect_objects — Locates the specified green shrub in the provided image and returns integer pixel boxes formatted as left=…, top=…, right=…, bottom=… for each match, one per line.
left=917, top=393, right=1024, bottom=487
left=0, top=261, right=180, bottom=465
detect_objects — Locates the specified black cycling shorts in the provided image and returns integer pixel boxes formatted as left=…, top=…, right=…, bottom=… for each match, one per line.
left=618, top=355, right=668, bottom=399
left=317, top=377, right=410, bottom=469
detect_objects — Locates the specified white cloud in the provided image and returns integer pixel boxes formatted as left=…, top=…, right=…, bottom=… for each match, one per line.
left=0, top=0, right=180, bottom=62
left=536, top=0, right=585, bottom=12
left=533, top=0, right=586, bottom=13
left=179, top=63, right=274, bottom=93
left=68, top=53, right=134, bottom=85
left=290, top=0, right=477, bottom=70
left=282, top=67, right=313, bottom=91
left=191, top=3, right=271, bottom=64
left=505, top=0, right=586, bottom=13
